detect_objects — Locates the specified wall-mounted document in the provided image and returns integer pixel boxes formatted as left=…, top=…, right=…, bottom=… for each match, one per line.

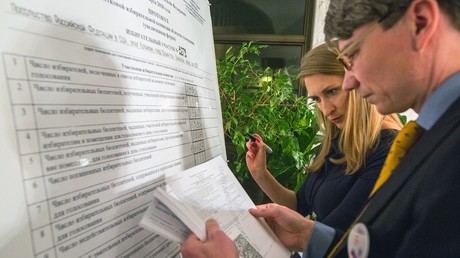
left=0, top=0, right=226, bottom=257
left=139, top=156, right=290, bottom=258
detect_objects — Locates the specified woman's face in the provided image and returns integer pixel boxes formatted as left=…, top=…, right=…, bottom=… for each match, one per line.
left=304, top=74, right=348, bottom=129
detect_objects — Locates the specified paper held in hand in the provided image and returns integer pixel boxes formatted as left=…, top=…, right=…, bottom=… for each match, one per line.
left=139, top=155, right=290, bottom=258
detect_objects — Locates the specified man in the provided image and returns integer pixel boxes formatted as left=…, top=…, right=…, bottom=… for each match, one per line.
left=319, top=0, right=460, bottom=256
left=181, top=0, right=460, bottom=256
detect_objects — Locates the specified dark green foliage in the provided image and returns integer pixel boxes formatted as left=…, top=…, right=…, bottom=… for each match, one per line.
left=217, top=42, right=320, bottom=195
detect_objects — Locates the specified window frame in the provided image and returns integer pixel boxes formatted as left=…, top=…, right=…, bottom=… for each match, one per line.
left=211, top=0, right=315, bottom=96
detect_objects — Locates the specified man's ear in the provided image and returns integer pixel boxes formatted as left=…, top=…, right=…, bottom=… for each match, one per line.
left=408, top=0, right=439, bottom=50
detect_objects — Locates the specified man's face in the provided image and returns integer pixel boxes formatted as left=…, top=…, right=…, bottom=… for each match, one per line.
left=338, top=18, right=421, bottom=114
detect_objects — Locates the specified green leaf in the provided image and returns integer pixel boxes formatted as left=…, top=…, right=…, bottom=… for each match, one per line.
left=217, top=42, right=320, bottom=202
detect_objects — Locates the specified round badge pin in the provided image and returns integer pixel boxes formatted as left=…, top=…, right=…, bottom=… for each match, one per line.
left=347, top=222, right=370, bottom=258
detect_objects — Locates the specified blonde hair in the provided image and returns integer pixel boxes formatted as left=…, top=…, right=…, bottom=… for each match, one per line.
left=300, top=43, right=401, bottom=174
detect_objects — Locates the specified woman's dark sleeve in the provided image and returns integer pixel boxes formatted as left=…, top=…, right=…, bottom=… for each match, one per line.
left=296, top=177, right=310, bottom=216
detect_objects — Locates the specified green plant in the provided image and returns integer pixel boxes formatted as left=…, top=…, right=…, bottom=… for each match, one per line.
left=217, top=42, right=320, bottom=197
left=398, top=113, right=408, bottom=125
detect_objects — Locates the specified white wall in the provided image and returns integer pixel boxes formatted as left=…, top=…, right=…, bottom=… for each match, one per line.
left=311, top=0, right=329, bottom=48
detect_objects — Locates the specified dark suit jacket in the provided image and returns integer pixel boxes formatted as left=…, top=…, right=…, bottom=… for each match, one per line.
left=333, top=97, right=460, bottom=257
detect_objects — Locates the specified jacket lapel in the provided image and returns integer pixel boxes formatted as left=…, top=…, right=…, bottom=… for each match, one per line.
left=359, top=98, right=460, bottom=223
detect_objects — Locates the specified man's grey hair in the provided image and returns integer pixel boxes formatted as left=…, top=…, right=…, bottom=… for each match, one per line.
left=324, top=0, right=460, bottom=43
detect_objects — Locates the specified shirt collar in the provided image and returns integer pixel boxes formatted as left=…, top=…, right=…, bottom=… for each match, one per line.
left=417, top=72, right=460, bottom=130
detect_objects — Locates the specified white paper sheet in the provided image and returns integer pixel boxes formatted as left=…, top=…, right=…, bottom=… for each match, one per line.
left=0, top=0, right=225, bottom=257
left=140, top=156, right=290, bottom=258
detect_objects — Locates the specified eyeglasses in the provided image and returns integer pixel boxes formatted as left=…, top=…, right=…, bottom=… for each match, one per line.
left=332, top=9, right=396, bottom=71
left=333, top=22, right=380, bottom=70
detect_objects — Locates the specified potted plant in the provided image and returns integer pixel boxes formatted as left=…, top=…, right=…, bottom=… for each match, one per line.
left=217, top=42, right=320, bottom=203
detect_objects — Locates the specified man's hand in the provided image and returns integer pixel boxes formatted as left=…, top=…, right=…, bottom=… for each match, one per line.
left=181, top=219, right=239, bottom=258
left=249, top=203, right=314, bottom=251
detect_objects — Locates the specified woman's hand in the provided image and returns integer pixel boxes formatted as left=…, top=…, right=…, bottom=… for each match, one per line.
left=245, top=133, right=269, bottom=180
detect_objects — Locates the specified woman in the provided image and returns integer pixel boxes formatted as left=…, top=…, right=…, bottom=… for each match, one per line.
left=245, top=43, right=402, bottom=232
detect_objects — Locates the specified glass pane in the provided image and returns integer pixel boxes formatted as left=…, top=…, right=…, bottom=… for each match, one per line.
left=210, top=0, right=306, bottom=35
left=215, top=44, right=303, bottom=92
